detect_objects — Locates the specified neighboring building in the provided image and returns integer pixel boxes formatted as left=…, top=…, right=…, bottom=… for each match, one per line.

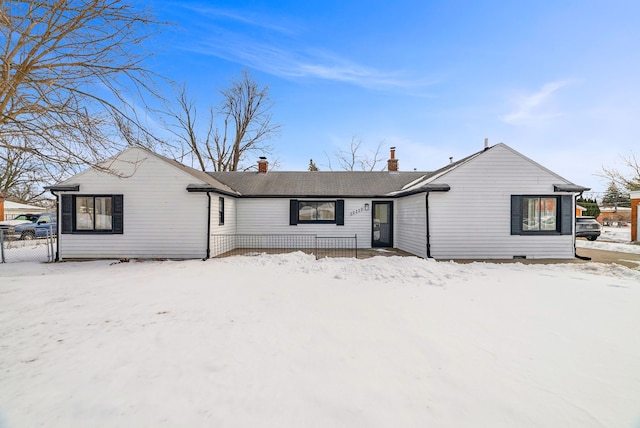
left=597, top=206, right=632, bottom=225
left=631, top=191, right=640, bottom=242
left=2, top=200, right=49, bottom=221
left=576, top=205, right=587, bottom=216
left=0, top=192, right=4, bottom=222
left=47, top=143, right=588, bottom=261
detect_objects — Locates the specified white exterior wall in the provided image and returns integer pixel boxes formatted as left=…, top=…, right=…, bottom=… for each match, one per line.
left=395, top=193, right=427, bottom=258
left=235, top=198, right=374, bottom=248
left=427, top=145, right=575, bottom=259
left=209, top=194, right=237, bottom=235
left=57, top=149, right=209, bottom=259
left=209, top=194, right=238, bottom=257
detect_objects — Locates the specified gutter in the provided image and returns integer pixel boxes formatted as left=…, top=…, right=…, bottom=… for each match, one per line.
left=186, top=184, right=239, bottom=198
left=425, top=193, right=431, bottom=258
left=49, top=189, right=60, bottom=261
left=205, top=192, right=212, bottom=260
left=187, top=185, right=223, bottom=260
left=388, top=183, right=451, bottom=198
left=45, top=184, right=81, bottom=262
left=574, top=191, right=592, bottom=261
left=46, top=184, right=80, bottom=192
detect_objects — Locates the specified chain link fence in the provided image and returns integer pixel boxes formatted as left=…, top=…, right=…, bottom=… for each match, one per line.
left=0, top=227, right=56, bottom=263
left=211, top=234, right=358, bottom=259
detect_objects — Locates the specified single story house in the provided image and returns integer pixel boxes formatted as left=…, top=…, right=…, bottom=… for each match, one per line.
left=47, top=143, right=589, bottom=261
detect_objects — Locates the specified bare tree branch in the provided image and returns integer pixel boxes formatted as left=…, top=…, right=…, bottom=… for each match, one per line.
left=0, top=139, right=72, bottom=203
left=1, top=0, right=166, bottom=170
left=161, top=70, right=280, bottom=171
left=221, top=70, right=280, bottom=171
left=598, top=152, right=640, bottom=191
left=324, top=137, right=386, bottom=171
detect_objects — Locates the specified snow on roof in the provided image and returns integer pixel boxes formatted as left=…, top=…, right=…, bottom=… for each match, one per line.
left=4, top=201, right=48, bottom=211
left=599, top=206, right=632, bottom=212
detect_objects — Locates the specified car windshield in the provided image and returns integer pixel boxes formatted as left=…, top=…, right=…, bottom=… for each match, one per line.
left=13, top=214, right=38, bottom=222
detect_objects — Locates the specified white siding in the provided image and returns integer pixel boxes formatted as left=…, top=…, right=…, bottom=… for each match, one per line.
left=209, top=194, right=237, bottom=234
left=395, top=193, right=427, bottom=258
left=58, top=148, right=209, bottom=259
left=427, top=144, right=575, bottom=259
left=235, top=198, right=373, bottom=248
left=209, top=194, right=238, bottom=257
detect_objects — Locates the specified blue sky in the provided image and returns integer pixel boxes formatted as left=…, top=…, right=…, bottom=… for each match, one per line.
left=150, top=0, right=640, bottom=194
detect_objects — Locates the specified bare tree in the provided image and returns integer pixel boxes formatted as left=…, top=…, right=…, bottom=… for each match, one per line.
left=0, top=147, right=37, bottom=202
left=162, top=85, right=218, bottom=171
left=0, top=141, right=68, bottom=204
left=325, top=137, right=385, bottom=171
left=0, top=0, right=164, bottom=170
left=163, top=71, right=280, bottom=171
left=599, top=152, right=640, bottom=191
left=222, top=70, right=280, bottom=171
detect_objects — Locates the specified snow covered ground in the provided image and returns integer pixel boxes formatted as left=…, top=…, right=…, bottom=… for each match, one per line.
left=600, top=225, right=632, bottom=243
left=577, top=225, right=640, bottom=254
left=1, top=253, right=639, bottom=427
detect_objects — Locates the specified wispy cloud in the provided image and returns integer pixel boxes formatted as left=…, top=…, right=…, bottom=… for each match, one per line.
left=170, top=4, right=431, bottom=90
left=185, top=34, right=430, bottom=90
left=176, top=4, right=298, bottom=35
left=500, top=80, right=574, bottom=125
left=296, top=61, right=413, bottom=88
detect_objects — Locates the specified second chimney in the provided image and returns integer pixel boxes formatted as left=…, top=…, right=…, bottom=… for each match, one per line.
left=258, top=157, right=268, bottom=173
left=387, top=147, right=398, bottom=172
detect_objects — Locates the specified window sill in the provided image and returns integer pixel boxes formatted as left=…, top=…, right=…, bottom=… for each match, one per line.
left=70, top=230, right=120, bottom=235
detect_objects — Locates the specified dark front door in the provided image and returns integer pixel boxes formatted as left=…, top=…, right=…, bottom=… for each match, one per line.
left=372, top=201, right=393, bottom=247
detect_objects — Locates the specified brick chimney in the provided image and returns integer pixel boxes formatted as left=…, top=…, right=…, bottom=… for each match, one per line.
left=257, top=157, right=268, bottom=173
left=387, top=147, right=398, bottom=172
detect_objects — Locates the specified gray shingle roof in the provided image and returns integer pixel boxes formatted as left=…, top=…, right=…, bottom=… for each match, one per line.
left=208, top=171, right=432, bottom=197
left=207, top=146, right=497, bottom=197
left=146, top=150, right=240, bottom=196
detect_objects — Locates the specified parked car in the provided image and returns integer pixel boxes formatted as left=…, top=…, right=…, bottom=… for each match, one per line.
left=0, top=213, right=57, bottom=240
left=576, top=216, right=601, bottom=241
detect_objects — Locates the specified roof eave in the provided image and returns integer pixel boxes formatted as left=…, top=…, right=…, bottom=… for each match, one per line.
left=186, top=184, right=240, bottom=197
left=235, top=194, right=398, bottom=199
left=554, top=184, right=590, bottom=193
left=392, top=183, right=451, bottom=197
left=46, top=184, right=80, bottom=192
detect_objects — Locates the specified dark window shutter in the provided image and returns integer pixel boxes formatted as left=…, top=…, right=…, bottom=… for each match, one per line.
left=61, top=194, right=73, bottom=234
left=336, top=200, right=345, bottom=226
left=112, top=195, right=124, bottom=234
left=510, top=195, right=522, bottom=235
left=560, top=195, right=573, bottom=235
left=289, top=200, right=298, bottom=225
